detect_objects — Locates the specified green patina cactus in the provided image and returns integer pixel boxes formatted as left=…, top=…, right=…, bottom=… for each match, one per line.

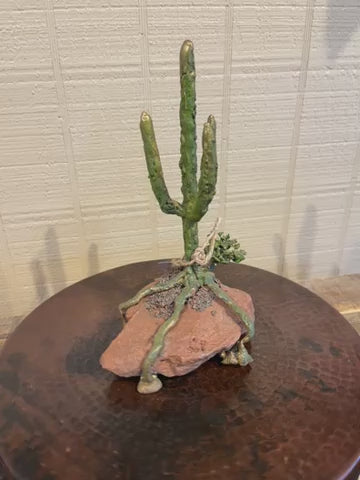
left=140, top=40, right=217, bottom=260
left=119, top=40, right=254, bottom=394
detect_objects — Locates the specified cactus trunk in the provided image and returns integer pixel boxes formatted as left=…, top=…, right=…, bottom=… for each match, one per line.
left=182, top=218, right=199, bottom=260
left=179, top=40, right=198, bottom=212
left=179, top=40, right=199, bottom=258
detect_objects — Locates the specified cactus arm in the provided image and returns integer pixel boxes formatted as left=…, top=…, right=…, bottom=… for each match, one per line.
left=192, top=115, right=217, bottom=221
left=179, top=40, right=198, bottom=210
left=140, top=111, right=183, bottom=216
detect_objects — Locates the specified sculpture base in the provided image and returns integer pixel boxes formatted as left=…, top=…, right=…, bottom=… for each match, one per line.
left=100, top=282, right=254, bottom=379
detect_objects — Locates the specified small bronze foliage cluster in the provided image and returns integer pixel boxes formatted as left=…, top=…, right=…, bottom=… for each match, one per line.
left=212, top=233, right=246, bottom=266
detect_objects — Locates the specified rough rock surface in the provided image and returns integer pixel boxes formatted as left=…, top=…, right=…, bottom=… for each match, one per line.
left=100, top=283, right=255, bottom=378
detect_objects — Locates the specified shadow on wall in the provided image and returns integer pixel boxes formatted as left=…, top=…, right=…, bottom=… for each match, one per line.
left=296, top=205, right=339, bottom=279
left=327, top=0, right=360, bottom=60
left=88, top=242, right=100, bottom=276
left=30, top=259, right=49, bottom=303
left=297, top=205, right=317, bottom=280
left=45, top=226, right=66, bottom=290
left=275, top=206, right=340, bottom=280
left=30, top=227, right=101, bottom=306
left=30, top=226, right=66, bottom=304
left=0, top=265, right=13, bottom=331
left=272, top=206, right=318, bottom=280
left=273, top=206, right=318, bottom=280
left=273, top=233, right=285, bottom=276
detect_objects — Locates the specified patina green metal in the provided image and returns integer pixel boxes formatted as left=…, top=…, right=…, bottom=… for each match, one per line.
left=120, top=40, right=254, bottom=394
left=140, top=112, right=183, bottom=217
left=139, top=40, right=217, bottom=260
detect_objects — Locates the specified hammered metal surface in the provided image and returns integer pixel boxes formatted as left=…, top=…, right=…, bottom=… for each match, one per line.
left=0, top=261, right=359, bottom=480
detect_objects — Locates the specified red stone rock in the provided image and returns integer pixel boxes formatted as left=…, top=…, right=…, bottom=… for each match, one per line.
left=100, top=283, right=254, bottom=378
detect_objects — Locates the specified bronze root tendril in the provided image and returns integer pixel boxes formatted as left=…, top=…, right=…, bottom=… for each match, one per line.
left=137, top=274, right=196, bottom=394
left=118, top=269, right=186, bottom=315
left=204, top=272, right=255, bottom=366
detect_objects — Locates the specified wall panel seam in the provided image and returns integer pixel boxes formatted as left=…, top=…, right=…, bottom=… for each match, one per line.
left=219, top=0, right=234, bottom=229
left=45, top=0, right=87, bottom=275
left=279, top=0, right=315, bottom=276
left=139, top=0, right=159, bottom=258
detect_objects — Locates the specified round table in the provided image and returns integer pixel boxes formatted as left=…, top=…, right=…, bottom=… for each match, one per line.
left=0, top=261, right=359, bottom=480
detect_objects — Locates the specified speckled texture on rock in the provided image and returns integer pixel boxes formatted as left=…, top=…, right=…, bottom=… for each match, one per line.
left=0, top=261, right=359, bottom=480
left=100, top=283, right=254, bottom=377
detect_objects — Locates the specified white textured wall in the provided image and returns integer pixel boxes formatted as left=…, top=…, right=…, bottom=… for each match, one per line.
left=1, top=0, right=360, bottom=333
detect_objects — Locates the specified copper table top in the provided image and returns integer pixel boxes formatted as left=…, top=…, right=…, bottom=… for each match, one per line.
left=0, top=261, right=359, bottom=480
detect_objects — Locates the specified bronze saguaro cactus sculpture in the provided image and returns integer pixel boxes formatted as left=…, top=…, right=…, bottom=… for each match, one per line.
left=119, top=40, right=254, bottom=394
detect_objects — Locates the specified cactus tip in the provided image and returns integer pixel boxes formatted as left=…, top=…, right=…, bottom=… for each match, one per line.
left=182, top=39, right=193, bottom=50
left=180, top=40, right=194, bottom=71
left=141, top=111, right=151, bottom=121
